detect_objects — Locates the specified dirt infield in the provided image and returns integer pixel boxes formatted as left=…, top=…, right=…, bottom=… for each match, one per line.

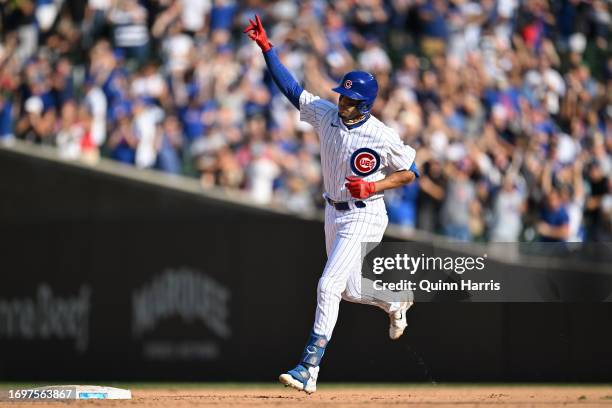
left=4, top=385, right=612, bottom=407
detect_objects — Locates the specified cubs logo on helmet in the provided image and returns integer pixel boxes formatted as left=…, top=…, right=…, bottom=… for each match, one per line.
left=350, top=147, right=381, bottom=177
left=344, top=80, right=352, bottom=89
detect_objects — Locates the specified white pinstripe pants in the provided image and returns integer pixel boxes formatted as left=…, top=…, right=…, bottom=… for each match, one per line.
left=313, top=198, right=403, bottom=339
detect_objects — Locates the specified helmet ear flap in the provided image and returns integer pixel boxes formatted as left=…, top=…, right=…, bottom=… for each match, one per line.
left=358, top=101, right=371, bottom=114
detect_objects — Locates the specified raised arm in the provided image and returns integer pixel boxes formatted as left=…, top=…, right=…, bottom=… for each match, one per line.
left=244, top=15, right=303, bottom=110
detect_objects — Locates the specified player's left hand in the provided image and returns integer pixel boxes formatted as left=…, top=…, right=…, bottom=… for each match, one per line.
left=345, top=176, right=377, bottom=199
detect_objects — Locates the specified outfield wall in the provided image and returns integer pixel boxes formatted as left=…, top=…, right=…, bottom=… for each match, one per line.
left=1, top=142, right=611, bottom=382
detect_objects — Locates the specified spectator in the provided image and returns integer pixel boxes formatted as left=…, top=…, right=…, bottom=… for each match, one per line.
left=417, top=0, right=449, bottom=58
left=179, top=0, right=211, bottom=35
left=277, top=175, right=315, bottom=215
left=584, top=160, right=610, bottom=242
left=35, top=0, right=60, bottom=33
left=16, top=95, right=55, bottom=145
left=417, top=156, right=445, bottom=233
left=6, top=0, right=38, bottom=62
left=82, top=0, right=113, bottom=49
left=440, top=161, right=477, bottom=241
left=56, top=101, right=85, bottom=159
left=537, top=189, right=570, bottom=242
left=159, top=20, right=194, bottom=76
left=0, top=93, right=14, bottom=140
left=108, top=0, right=150, bottom=65
left=133, top=99, right=163, bottom=169
left=216, top=146, right=243, bottom=190
left=155, top=114, right=184, bottom=175
left=0, top=0, right=610, bottom=243
left=386, top=181, right=420, bottom=230
left=358, top=38, right=391, bottom=74
left=245, top=142, right=280, bottom=205
left=108, top=111, right=137, bottom=164
left=84, top=78, right=108, bottom=147
left=490, top=175, right=526, bottom=242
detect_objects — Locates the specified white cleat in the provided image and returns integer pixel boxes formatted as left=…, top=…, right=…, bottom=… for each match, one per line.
left=389, top=302, right=413, bottom=340
left=279, top=365, right=319, bottom=394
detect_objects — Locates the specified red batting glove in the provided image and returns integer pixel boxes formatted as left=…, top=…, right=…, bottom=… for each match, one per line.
left=345, top=176, right=377, bottom=199
left=243, top=14, right=272, bottom=52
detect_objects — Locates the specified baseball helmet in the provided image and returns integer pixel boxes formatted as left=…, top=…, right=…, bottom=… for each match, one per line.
left=332, top=71, right=378, bottom=114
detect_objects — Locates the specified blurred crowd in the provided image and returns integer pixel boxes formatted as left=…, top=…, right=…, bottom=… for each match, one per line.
left=0, top=0, right=611, bottom=242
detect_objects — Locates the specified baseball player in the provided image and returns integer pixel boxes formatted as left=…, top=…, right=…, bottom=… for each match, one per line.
left=245, top=15, right=419, bottom=393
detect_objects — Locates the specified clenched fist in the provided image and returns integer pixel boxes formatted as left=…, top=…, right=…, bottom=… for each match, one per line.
left=345, top=176, right=377, bottom=199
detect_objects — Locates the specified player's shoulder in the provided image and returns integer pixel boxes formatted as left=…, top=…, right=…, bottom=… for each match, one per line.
left=369, top=115, right=402, bottom=141
left=318, top=98, right=337, bottom=112
left=300, top=90, right=337, bottom=111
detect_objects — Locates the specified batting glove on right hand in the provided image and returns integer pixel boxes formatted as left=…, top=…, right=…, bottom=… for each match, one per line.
left=244, top=15, right=272, bottom=52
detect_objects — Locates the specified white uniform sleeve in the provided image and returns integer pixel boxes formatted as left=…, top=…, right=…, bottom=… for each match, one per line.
left=299, top=90, right=336, bottom=133
left=387, top=131, right=416, bottom=172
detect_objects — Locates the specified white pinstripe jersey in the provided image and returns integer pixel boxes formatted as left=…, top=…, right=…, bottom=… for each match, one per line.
left=299, top=90, right=416, bottom=202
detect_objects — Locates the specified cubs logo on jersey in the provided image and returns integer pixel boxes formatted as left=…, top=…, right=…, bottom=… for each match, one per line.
left=350, top=147, right=381, bottom=177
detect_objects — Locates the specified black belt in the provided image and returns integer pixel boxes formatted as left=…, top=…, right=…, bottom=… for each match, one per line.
left=326, top=196, right=366, bottom=211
